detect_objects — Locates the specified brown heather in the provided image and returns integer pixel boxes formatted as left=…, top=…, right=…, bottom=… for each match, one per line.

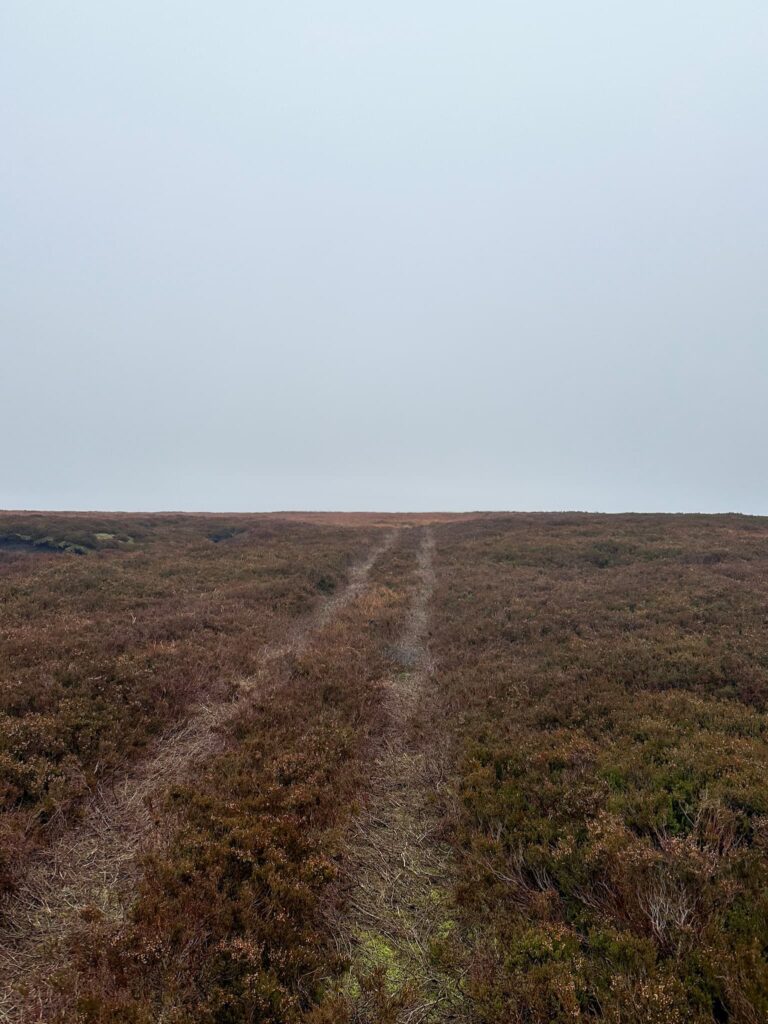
left=428, top=513, right=768, bottom=1024
left=1, top=511, right=768, bottom=1022
left=0, top=513, right=379, bottom=896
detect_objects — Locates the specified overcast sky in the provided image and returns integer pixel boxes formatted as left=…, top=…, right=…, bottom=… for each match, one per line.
left=2, top=3, right=767, bottom=512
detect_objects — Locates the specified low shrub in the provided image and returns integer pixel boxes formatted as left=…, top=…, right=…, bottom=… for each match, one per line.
left=429, top=513, right=768, bottom=1023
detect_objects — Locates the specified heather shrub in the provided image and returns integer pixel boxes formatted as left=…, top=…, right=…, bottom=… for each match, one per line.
left=0, top=513, right=378, bottom=898
left=46, top=538, right=414, bottom=1022
left=430, top=513, right=768, bottom=1022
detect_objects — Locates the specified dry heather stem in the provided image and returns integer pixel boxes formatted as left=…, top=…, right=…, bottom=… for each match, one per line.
left=331, top=529, right=468, bottom=1023
left=0, top=532, right=396, bottom=1023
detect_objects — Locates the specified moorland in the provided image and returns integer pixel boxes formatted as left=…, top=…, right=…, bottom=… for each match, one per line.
left=1, top=510, right=767, bottom=1023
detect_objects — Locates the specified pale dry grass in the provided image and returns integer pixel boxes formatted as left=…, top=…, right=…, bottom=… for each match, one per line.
left=326, top=530, right=469, bottom=1024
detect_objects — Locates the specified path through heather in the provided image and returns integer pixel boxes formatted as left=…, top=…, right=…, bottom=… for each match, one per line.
left=332, top=528, right=467, bottom=1022
left=0, top=532, right=396, bottom=1023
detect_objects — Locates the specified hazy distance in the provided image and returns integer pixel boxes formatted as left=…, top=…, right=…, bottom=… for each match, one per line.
left=2, top=2, right=767, bottom=513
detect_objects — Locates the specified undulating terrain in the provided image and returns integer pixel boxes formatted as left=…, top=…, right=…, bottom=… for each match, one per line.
left=1, top=511, right=767, bottom=1023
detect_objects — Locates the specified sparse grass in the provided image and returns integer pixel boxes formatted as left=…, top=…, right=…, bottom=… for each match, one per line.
left=311, top=530, right=467, bottom=1024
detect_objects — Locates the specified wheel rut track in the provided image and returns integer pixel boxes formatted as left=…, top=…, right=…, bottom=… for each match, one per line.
left=332, top=527, right=467, bottom=1023
left=0, top=531, right=396, bottom=1022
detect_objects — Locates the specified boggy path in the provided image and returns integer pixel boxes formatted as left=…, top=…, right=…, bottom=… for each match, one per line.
left=0, top=532, right=396, bottom=1022
left=333, top=528, right=467, bottom=1023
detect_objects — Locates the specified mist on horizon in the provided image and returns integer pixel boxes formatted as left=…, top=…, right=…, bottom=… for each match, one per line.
left=2, top=2, right=767, bottom=514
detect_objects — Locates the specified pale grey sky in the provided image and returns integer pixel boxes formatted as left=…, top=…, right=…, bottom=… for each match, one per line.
left=2, top=2, right=767, bottom=512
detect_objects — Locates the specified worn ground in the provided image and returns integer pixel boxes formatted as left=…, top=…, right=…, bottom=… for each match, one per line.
left=325, top=529, right=467, bottom=1023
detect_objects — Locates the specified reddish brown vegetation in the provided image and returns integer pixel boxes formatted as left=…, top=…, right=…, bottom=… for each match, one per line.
left=429, top=513, right=768, bottom=1024
left=41, top=533, right=411, bottom=1023
left=3, top=511, right=768, bottom=1023
left=0, top=513, right=378, bottom=898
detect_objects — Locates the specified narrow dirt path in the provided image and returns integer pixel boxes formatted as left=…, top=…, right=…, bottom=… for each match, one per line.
left=332, top=528, right=467, bottom=1023
left=0, top=532, right=396, bottom=1022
